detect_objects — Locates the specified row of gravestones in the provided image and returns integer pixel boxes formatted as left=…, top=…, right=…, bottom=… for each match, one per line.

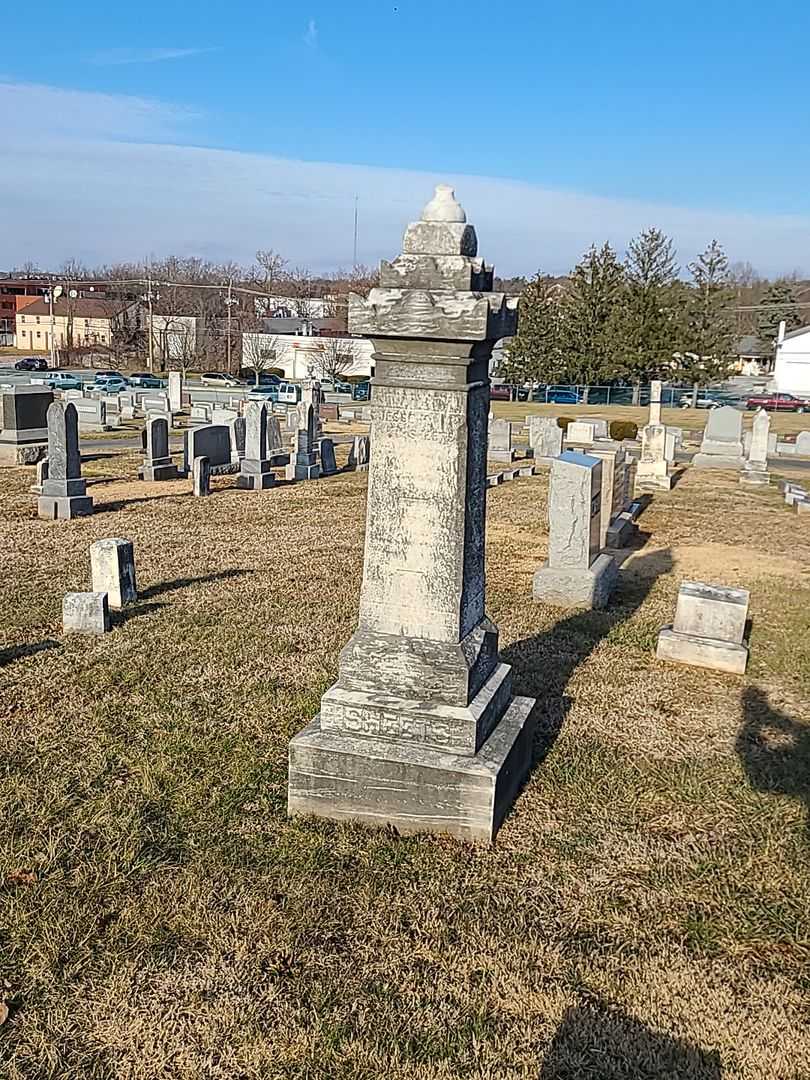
left=31, top=400, right=372, bottom=519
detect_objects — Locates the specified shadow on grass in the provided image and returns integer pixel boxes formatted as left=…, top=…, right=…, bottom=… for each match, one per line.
left=110, top=601, right=167, bottom=627
left=737, top=686, right=810, bottom=837
left=501, top=545, right=673, bottom=767
left=96, top=493, right=185, bottom=512
left=540, top=996, right=722, bottom=1078
left=0, top=639, right=60, bottom=667
left=139, top=568, right=248, bottom=600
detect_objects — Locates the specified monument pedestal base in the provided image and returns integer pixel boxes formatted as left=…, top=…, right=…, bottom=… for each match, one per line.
left=533, top=552, right=617, bottom=610
left=288, top=694, right=536, bottom=842
left=635, top=472, right=672, bottom=491
left=0, top=442, right=48, bottom=466
left=237, top=470, right=275, bottom=490
left=656, top=627, right=748, bottom=674
left=739, top=468, right=770, bottom=486
left=139, top=463, right=179, bottom=481
left=692, top=453, right=745, bottom=470
left=37, top=494, right=94, bottom=520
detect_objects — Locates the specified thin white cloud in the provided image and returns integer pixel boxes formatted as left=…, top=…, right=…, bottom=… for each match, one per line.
left=88, top=47, right=215, bottom=66
left=1, top=81, right=808, bottom=278
left=303, top=19, right=318, bottom=48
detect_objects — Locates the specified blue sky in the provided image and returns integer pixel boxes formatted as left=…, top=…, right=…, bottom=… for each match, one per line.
left=3, top=0, right=810, bottom=275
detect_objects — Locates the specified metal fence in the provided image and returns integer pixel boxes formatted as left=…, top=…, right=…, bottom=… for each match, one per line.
left=504, top=383, right=750, bottom=408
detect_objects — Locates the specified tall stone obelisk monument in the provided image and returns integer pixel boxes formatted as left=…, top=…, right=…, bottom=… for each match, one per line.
left=288, top=185, right=535, bottom=841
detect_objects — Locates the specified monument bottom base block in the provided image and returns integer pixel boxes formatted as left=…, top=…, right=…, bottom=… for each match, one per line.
left=237, top=471, right=275, bottom=490
left=287, top=694, right=536, bottom=843
left=656, top=627, right=748, bottom=674
left=691, top=453, right=745, bottom=470
left=0, top=442, right=48, bottom=466
left=139, top=464, right=180, bottom=482
left=37, top=494, right=94, bottom=520
left=533, top=552, right=617, bottom=610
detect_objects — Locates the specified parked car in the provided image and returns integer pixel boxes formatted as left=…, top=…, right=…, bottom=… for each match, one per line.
left=351, top=381, right=371, bottom=401
left=128, top=372, right=166, bottom=388
left=14, top=357, right=48, bottom=372
left=678, top=390, right=739, bottom=409
left=745, top=391, right=810, bottom=412
left=247, top=380, right=300, bottom=404
left=32, top=371, right=83, bottom=391
left=99, top=376, right=129, bottom=393
left=531, top=387, right=581, bottom=405
left=489, top=384, right=511, bottom=401
left=247, top=384, right=280, bottom=400
left=200, top=372, right=243, bottom=387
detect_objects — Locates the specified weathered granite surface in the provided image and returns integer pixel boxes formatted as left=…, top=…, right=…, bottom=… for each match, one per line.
left=288, top=185, right=534, bottom=841
left=37, top=402, right=93, bottom=520
left=63, top=591, right=110, bottom=635
left=656, top=581, right=749, bottom=674
left=693, top=406, right=745, bottom=469
left=90, top=538, right=137, bottom=610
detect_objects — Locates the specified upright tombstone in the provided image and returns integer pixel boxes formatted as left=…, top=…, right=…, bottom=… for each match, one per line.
left=692, top=406, right=745, bottom=469
left=286, top=385, right=321, bottom=481
left=168, top=371, right=182, bottom=413
left=37, top=402, right=93, bottom=520
left=566, top=420, right=598, bottom=446
left=228, top=416, right=246, bottom=464
left=237, top=401, right=275, bottom=490
left=587, top=442, right=636, bottom=549
left=63, top=592, right=111, bottom=635
left=183, top=424, right=231, bottom=474
left=488, top=417, right=516, bottom=462
left=527, top=415, right=562, bottom=461
left=635, top=422, right=672, bottom=490
left=0, top=385, right=53, bottom=465
left=657, top=581, right=749, bottom=674
left=740, top=408, right=771, bottom=486
left=349, top=434, right=370, bottom=472
left=90, top=538, right=137, bottom=609
left=533, top=451, right=617, bottom=609
left=139, top=415, right=179, bottom=481
left=796, top=431, right=810, bottom=456
left=190, top=402, right=212, bottom=426
left=649, top=379, right=663, bottom=426
left=73, top=398, right=108, bottom=433
left=192, top=456, right=211, bottom=497
left=319, top=437, right=338, bottom=477
left=287, top=184, right=535, bottom=841
left=267, top=414, right=285, bottom=457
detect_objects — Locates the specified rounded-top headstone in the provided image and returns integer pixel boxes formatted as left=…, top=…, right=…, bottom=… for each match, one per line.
left=420, top=184, right=467, bottom=223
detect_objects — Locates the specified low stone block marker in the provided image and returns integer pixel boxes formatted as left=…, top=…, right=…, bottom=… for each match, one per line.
left=90, top=538, right=137, bottom=609
left=533, top=451, right=617, bottom=610
left=656, top=581, right=749, bottom=674
left=63, top=591, right=111, bottom=635
left=193, top=456, right=211, bottom=497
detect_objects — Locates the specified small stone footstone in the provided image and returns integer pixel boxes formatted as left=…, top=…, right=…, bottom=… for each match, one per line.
left=193, top=456, right=211, bottom=497
left=63, top=591, right=111, bottom=635
left=656, top=581, right=749, bottom=674
left=90, top=538, right=137, bottom=609
left=533, top=451, right=617, bottom=610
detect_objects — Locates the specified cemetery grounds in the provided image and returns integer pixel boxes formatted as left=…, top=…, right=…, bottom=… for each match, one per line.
left=0, top=406, right=809, bottom=1079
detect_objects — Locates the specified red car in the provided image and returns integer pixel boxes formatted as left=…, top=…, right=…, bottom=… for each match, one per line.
left=746, top=392, right=810, bottom=412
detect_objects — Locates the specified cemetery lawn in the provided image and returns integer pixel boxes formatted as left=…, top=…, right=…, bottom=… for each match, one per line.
left=1, top=451, right=810, bottom=1079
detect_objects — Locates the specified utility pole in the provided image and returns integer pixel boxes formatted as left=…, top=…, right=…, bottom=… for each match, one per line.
left=226, top=276, right=234, bottom=373
left=353, top=195, right=359, bottom=268
left=146, top=260, right=155, bottom=373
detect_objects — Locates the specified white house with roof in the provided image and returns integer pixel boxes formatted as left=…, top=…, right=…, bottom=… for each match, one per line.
left=241, top=332, right=374, bottom=381
left=773, top=322, right=810, bottom=395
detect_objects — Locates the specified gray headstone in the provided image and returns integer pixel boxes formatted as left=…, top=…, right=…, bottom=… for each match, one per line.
left=63, top=591, right=110, bottom=635
left=527, top=415, right=562, bottom=458
left=796, top=431, right=810, bottom=455
left=547, top=451, right=602, bottom=571
left=184, top=424, right=231, bottom=472
left=320, top=438, right=337, bottom=476
left=90, top=538, right=137, bottom=609
left=244, top=401, right=268, bottom=461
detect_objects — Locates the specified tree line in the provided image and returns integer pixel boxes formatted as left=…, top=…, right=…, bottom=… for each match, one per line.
left=499, top=231, right=807, bottom=387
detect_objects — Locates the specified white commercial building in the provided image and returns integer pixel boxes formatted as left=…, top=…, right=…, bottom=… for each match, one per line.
left=241, top=333, right=374, bottom=381
left=773, top=323, right=810, bottom=396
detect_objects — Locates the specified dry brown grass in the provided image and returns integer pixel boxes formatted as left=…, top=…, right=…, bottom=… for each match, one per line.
left=1, top=451, right=809, bottom=1079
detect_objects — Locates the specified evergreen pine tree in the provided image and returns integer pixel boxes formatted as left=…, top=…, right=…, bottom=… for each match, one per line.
left=756, top=281, right=802, bottom=350
left=563, top=243, right=626, bottom=385
left=619, top=227, right=680, bottom=382
left=676, top=240, right=735, bottom=384
left=502, top=273, right=566, bottom=384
